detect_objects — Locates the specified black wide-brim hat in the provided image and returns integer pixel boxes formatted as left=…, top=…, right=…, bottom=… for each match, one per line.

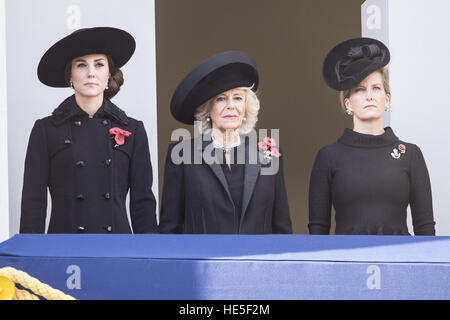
left=37, top=27, right=136, bottom=87
left=323, top=37, right=390, bottom=91
left=170, top=50, right=259, bottom=124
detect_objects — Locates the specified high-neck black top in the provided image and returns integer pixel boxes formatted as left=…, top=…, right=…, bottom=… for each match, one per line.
left=308, top=127, right=435, bottom=235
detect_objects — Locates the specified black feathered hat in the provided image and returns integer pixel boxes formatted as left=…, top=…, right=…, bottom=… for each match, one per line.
left=37, top=27, right=136, bottom=87
left=323, top=37, right=390, bottom=91
left=170, top=50, right=259, bottom=124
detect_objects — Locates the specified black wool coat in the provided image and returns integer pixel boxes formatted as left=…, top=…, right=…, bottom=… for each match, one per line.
left=20, top=95, right=158, bottom=234
left=159, top=134, right=292, bottom=234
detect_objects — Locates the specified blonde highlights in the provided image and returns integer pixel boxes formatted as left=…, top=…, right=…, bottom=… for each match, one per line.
left=194, top=87, right=260, bottom=134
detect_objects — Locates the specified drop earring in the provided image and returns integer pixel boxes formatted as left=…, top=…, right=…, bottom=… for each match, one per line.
left=344, top=100, right=353, bottom=116
left=385, top=105, right=390, bottom=112
left=70, top=80, right=73, bottom=88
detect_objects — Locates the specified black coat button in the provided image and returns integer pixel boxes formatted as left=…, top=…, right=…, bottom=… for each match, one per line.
left=76, top=194, right=84, bottom=200
left=102, top=120, right=109, bottom=126
left=76, top=161, right=85, bottom=167
left=64, top=139, right=71, bottom=145
left=105, top=159, right=112, bottom=166
left=77, top=226, right=85, bottom=233
left=104, top=192, right=111, bottom=199
left=74, top=121, right=82, bottom=127
left=104, top=226, right=112, bottom=233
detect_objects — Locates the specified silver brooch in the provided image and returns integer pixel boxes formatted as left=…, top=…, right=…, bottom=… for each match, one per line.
left=391, top=148, right=401, bottom=159
left=391, top=144, right=406, bottom=160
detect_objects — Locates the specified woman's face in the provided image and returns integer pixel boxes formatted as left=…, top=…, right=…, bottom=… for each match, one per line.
left=70, top=54, right=110, bottom=98
left=345, top=71, right=390, bottom=121
left=209, top=88, right=246, bottom=132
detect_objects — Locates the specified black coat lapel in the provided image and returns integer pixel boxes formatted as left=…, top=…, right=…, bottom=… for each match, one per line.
left=240, top=137, right=261, bottom=227
left=199, top=133, right=262, bottom=230
left=199, top=134, right=233, bottom=203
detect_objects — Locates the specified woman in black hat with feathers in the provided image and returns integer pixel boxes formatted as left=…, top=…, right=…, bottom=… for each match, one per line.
left=20, top=27, right=158, bottom=234
left=308, top=37, right=435, bottom=235
left=159, top=51, right=292, bottom=234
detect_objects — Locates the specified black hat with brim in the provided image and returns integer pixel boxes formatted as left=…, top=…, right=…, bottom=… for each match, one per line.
left=170, top=50, right=259, bottom=125
left=37, top=27, right=136, bottom=87
left=323, top=37, right=390, bottom=91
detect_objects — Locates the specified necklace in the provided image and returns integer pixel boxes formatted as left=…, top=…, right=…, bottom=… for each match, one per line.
left=212, top=134, right=241, bottom=153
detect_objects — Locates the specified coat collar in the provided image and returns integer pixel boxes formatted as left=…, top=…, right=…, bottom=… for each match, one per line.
left=51, top=95, right=129, bottom=126
left=338, top=127, right=398, bottom=148
left=197, top=132, right=261, bottom=231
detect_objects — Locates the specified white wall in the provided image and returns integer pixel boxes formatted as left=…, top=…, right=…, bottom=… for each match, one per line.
left=0, top=0, right=9, bottom=242
left=363, top=0, right=450, bottom=235
left=388, top=0, right=450, bottom=236
left=5, top=0, right=158, bottom=236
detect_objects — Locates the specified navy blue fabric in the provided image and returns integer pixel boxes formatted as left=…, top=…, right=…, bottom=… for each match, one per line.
left=1, top=235, right=449, bottom=299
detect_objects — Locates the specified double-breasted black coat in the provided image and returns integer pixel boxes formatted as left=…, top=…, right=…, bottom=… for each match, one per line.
left=20, top=95, right=158, bottom=233
left=159, top=134, right=292, bottom=234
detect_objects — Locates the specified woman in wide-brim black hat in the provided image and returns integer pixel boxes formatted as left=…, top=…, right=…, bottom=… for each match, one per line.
left=20, top=27, right=158, bottom=234
left=159, top=50, right=292, bottom=234
left=308, top=37, right=435, bottom=235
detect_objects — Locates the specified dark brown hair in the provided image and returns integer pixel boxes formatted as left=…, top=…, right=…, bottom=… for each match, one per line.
left=64, top=55, right=124, bottom=99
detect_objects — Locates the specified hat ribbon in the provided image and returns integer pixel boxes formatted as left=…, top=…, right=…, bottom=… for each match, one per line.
left=335, top=44, right=386, bottom=83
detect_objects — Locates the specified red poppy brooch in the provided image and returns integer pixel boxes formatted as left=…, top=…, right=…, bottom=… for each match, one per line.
left=258, top=137, right=282, bottom=160
left=110, top=127, right=132, bottom=147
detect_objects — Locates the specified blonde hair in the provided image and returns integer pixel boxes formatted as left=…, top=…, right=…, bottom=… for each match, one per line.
left=339, top=67, right=391, bottom=113
left=194, top=87, right=260, bottom=134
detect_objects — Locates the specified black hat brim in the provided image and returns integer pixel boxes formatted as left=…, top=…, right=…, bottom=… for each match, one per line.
left=323, top=37, right=390, bottom=91
left=37, top=27, right=136, bottom=87
left=170, top=51, right=259, bottom=125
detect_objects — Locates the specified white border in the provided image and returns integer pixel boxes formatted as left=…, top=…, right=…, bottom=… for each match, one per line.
left=0, top=0, right=10, bottom=241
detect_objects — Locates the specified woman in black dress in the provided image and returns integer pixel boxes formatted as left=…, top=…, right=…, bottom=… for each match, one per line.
left=159, top=51, right=292, bottom=234
left=20, top=27, right=158, bottom=234
left=308, top=37, right=435, bottom=235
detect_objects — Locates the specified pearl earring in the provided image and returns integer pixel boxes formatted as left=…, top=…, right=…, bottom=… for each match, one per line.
left=346, top=108, right=353, bottom=116
left=206, top=116, right=211, bottom=122
left=243, top=117, right=247, bottom=121
left=385, top=105, right=390, bottom=112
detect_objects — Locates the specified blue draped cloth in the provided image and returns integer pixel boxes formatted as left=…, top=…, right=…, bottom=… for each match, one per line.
left=0, top=234, right=449, bottom=299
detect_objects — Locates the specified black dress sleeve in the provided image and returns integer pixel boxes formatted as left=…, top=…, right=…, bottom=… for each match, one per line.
left=128, top=121, right=158, bottom=233
left=20, top=120, right=49, bottom=233
left=159, top=143, right=186, bottom=233
left=409, top=144, right=435, bottom=235
left=308, top=147, right=333, bottom=234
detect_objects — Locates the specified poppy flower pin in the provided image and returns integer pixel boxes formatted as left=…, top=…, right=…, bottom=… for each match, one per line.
left=258, top=137, right=282, bottom=160
left=110, top=127, right=132, bottom=147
